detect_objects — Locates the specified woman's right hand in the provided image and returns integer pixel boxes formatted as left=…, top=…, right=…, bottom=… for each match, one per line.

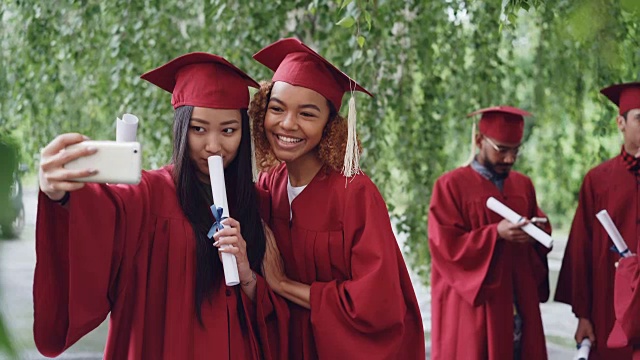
left=39, top=133, right=98, bottom=201
left=262, top=224, right=287, bottom=294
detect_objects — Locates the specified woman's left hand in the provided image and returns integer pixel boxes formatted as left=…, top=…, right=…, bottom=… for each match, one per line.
left=261, top=225, right=311, bottom=308
left=213, top=217, right=254, bottom=285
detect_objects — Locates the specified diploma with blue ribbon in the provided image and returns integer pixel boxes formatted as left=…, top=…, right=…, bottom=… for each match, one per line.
left=207, top=155, right=240, bottom=286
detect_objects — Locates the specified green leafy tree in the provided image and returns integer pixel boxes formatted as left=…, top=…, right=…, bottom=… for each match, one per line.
left=1, top=0, right=639, bottom=354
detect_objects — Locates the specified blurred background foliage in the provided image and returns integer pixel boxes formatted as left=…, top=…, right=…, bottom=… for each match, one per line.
left=0, top=2, right=639, bottom=352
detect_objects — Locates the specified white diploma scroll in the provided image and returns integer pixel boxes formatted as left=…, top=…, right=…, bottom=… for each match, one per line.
left=208, top=155, right=240, bottom=286
left=596, top=209, right=632, bottom=258
left=116, top=113, right=139, bottom=142
left=574, top=338, right=591, bottom=360
left=486, top=197, right=554, bottom=248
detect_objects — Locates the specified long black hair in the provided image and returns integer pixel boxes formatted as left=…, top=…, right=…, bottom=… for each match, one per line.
left=171, top=105, right=266, bottom=324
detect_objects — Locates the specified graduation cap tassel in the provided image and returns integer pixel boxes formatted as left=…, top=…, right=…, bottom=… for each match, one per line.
left=463, top=121, right=477, bottom=166
left=342, top=95, right=360, bottom=178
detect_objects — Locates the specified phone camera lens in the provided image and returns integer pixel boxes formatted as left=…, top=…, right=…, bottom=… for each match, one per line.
left=134, top=149, right=138, bottom=154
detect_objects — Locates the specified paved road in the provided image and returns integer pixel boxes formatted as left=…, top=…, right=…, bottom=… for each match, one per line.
left=0, top=186, right=577, bottom=359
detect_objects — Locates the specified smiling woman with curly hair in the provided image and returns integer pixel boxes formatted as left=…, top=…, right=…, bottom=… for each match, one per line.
left=249, top=80, right=352, bottom=173
left=252, top=37, right=425, bottom=360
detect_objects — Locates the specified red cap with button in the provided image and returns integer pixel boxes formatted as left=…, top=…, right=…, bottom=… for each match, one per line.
left=253, top=38, right=372, bottom=111
left=468, top=105, right=532, bottom=144
left=141, top=52, right=259, bottom=109
left=600, top=82, right=640, bottom=115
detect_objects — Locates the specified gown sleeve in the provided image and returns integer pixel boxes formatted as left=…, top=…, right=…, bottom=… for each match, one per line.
left=255, top=172, right=272, bottom=222
left=308, top=179, right=422, bottom=359
left=238, top=274, right=289, bottom=360
left=33, top=178, right=151, bottom=357
left=608, top=255, right=640, bottom=348
left=427, top=175, right=503, bottom=306
left=554, top=174, right=594, bottom=318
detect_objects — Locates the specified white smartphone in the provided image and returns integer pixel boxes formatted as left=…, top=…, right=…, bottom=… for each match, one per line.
left=63, top=141, right=142, bottom=184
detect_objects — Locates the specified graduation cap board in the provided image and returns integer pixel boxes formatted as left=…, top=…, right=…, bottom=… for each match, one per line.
left=141, top=52, right=259, bottom=109
left=600, top=82, right=640, bottom=115
left=462, top=105, right=532, bottom=166
left=468, top=105, right=532, bottom=144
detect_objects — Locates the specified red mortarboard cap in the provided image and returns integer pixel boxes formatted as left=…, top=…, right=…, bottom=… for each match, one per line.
left=141, top=52, right=259, bottom=109
left=600, top=82, right=640, bottom=115
left=468, top=105, right=532, bottom=144
left=253, top=38, right=372, bottom=111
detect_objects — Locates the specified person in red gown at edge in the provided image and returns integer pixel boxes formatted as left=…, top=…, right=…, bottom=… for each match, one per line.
left=428, top=106, right=553, bottom=360
left=247, top=38, right=425, bottom=360
left=32, top=52, right=289, bottom=359
left=555, top=81, right=640, bottom=360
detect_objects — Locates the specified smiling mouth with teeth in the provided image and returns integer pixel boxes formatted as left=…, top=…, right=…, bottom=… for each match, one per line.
left=277, top=134, right=303, bottom=143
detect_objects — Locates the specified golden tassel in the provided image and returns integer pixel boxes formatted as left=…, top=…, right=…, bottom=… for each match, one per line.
left=342, top=95, right=360, bottom=178
left=462, top=121, right=477, bottom=166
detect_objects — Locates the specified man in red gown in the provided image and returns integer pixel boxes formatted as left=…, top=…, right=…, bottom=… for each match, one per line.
left=428, top=106, right=552, bottom=360
left=607, top=83, right=640, bottom=360
left=556, top=81, right=640, bottom=359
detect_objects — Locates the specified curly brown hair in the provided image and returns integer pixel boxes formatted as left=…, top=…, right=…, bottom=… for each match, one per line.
left=248, top=81, right=361, bottom=173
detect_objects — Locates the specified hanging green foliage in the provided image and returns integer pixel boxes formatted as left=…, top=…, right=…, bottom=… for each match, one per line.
left=0, top=8, right=638, bottom=357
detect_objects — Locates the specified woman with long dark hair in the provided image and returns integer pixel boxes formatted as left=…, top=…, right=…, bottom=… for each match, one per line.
left=33, top=53, right=288, bottom=359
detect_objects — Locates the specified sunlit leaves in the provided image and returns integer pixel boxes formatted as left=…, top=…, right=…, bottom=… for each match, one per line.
left=336, top=15, right=355, bottom=28
left=340, top=0, right=353, bottom=10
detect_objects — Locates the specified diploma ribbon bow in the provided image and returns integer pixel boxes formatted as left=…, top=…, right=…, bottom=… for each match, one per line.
left=207, top=205, right=227, bottom=239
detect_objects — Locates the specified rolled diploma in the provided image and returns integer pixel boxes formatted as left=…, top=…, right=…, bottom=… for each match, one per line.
left=486, top=197, right=554, bottom=248
left=574, top=338, right=591, bottom=360
left=596, top=209, right=632, bottom=258
left=116, top=113, right=139, bottom=142
left=208, top=155, right=240, bottom=286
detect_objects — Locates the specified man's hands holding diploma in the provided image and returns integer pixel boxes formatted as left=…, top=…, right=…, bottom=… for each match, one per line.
left=497, top=219, right=534, bottom=243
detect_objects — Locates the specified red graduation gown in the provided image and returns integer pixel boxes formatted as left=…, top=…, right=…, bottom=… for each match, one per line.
left=428, top=166, right=551, bottom=360
left=555, top=155, right=638, bottom=359
left=258, top=163, right=425, bottom=360
left=33, top=166, right=289, bottom=360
